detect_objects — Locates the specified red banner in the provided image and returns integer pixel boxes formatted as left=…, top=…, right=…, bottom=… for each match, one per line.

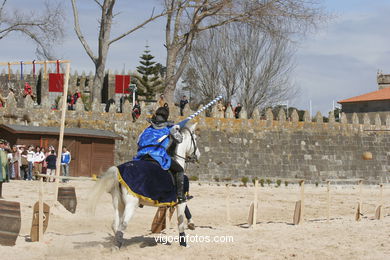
left=49, top=73, right=64, bottom=92
left=115, top=75, right=131, bottom=94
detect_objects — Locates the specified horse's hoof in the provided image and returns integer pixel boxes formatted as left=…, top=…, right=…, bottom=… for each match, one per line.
left=188, top=223, right=195, bottom=230
left=179, top=232, right=187, bottom=247
left=114, top=231, right=124, bottom=248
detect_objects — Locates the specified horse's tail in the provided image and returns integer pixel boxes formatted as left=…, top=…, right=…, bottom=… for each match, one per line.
left=88, top=166, right=119, bottom=215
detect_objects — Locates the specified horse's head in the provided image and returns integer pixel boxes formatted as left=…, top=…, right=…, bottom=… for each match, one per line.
left=175, top=123, right=200, bottom=164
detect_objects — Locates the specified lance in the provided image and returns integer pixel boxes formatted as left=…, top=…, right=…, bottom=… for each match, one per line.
left=178, top=95, right=223, bottom=128
left=157, top=95, right=223, bottom=143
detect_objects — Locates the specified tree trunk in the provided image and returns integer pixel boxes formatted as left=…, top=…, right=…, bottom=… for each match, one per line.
left=163, top=46, right=179, bottom=105
left=92, top=61, right=106, bottom=103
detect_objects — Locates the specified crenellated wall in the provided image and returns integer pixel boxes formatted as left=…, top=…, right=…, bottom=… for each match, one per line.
left=0, top=101, right=389, bottom=183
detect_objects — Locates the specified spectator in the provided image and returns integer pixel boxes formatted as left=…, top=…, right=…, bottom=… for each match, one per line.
left=217, top=100, right=225, bottom=117
left=23, top=82, right=35, bottom=100
left=11, top=145, right=21, bottom=180
left=20, top=148, right=28, bottom=180
left=45, top=150, right=57, bottom=182
left=7, top=146, right=13, bottom=179
left=105, top=98, right=115, bottom=112
left=179, top=95, right=189, bottom=116
left=34, top=146, right=45, bottom=179
left=61, top=146, right=71, bottom=183
left=234, top=103, right=242, bottom=119
left=67, top=94, right=75, bottom=110
left=157, top=94, right=165, bottom=108
left=25, top=145, right=35, bottom=181
left=0, top=90, right=5, bottom=107
left=119, top=95, right=126, bottom=113
left=132, top=100, right=141, bottom=122
left=0, top=139, right=10, bottom=198
left=73, top=90, right=81, bottom=105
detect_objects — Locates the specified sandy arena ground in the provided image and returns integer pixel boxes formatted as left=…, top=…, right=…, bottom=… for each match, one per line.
left=0, top=179, right=390, bottom=260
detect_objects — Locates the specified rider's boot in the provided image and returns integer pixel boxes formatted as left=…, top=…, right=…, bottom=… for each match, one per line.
left=176, top=171, right=186, bottom=204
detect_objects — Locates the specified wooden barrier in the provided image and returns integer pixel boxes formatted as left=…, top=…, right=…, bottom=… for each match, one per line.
left=247, top=180, right=259, bottom=227
left=326, top=181, right=330, bottom=223
left=375, top=184, right=383, bottom=220
left=57, top=187, right=77, bottom=214
left=0, top=200, right=21, bottom=246
left=30, top=201, right=50, bottom=242
left=34, top=172, right=92, bottom=242
left=356, top=180, right=363, bottom=221
left=226, top=184, right=231, bottom=224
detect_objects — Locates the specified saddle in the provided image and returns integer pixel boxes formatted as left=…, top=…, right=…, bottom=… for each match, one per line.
left=117, top=160, right=177, bottom=206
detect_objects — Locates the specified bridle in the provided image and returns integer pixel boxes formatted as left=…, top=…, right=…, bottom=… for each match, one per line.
left=174, top=127, right=198, bottom=164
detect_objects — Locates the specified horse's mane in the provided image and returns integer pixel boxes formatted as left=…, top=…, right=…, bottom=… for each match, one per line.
left=167, top=127, right=190, bottom=157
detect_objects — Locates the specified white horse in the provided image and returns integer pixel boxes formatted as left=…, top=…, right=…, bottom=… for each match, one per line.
left=89, top=123, right=200, bottom=248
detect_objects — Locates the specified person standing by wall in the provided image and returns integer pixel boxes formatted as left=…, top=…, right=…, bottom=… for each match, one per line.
left=0, top=139, right=10, bottom=198
left=234, top=103, right=242, bottom=119
left=132, top=100, right=141, bottom=122
left=45, top=150, right=57, bottom=182
left=20, top=148, right=28, bottom=180
left=26, top=145, right=35, bottom=181
left=61, top=146, right=71, bottom=183
left=33, top=146, right=45, bottom=179
left=179, top=95, right=189, bottom=116
left=12, top=145, right=21, bottom=180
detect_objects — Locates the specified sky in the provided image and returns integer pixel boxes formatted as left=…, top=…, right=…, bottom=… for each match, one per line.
left=1, top=0, right=390, bottom=115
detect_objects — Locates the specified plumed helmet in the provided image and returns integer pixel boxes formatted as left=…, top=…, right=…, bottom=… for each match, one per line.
left=154, top=106, right=169, bottom=123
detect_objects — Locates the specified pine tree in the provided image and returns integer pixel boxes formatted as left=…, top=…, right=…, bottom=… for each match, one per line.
left=133, top=46, right=164, bottom=100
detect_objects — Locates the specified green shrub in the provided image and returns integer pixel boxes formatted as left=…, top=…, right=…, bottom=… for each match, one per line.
left=252, top=177, right=259, bottom=185
left=276, top=179, right=281, bottom=187
left=241, top=177, right=249, bottom=187
left=284, top=181, right=289, bottom=187
left=315, top=181, right=319, bottom=187
left=189, top=176, right=199, bottom=181
left=214, top=177, right=220, bottom=182
left=259, top=179, right=265, bottom=187
left=266, top=179, right=272, bottom=186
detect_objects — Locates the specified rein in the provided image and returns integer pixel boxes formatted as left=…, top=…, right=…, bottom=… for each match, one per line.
left=174, top=127, right=198, bottom=165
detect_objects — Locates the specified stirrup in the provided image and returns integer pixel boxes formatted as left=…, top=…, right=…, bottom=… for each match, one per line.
left=177, top=196, right=187, bottom=204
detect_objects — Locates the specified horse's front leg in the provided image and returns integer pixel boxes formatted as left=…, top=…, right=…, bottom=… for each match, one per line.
left=110, top=188, right=122, bottom=233
left=176, top=202, right=187, bottom=247
left=114, top=187, right=139, bottom=248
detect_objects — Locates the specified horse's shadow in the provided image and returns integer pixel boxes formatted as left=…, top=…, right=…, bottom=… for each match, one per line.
left=73, top=233, right=161, bottom=250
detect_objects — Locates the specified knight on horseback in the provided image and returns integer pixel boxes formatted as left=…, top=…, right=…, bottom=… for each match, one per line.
left=133, top=106, right=187, bottom=204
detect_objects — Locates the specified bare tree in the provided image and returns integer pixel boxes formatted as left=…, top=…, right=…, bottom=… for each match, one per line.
left=70, top=0, right=167, bottom=104
left=0, top=0, right=64, bottom=59
left=186, top=23, right=295, bottom=117
left=237, top=24, right=295, bottom=117
left=162, top=0, right=324, bottom=103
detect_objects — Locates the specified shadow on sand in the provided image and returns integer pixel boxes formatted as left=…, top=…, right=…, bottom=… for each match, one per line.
left=73, top=234, right=161, bottom=249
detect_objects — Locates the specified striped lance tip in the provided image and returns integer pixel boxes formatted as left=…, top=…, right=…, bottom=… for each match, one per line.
left=178, top=95, right=223, bottom=128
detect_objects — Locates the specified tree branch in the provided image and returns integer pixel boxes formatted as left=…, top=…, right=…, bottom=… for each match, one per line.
left=109, top=9, right=168, bottom=45
left=93, top=0, right=103, bottom=8
left=71, top=0, right=97, bottom=63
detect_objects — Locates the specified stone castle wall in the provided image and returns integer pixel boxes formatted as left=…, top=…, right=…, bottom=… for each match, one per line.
left=0, top=100, right=389, bottom=183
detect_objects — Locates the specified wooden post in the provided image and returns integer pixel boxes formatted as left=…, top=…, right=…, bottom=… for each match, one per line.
left=300, top=180, right=305, bottom=223
left=377, top=183, right=384, bottom=220
left=38, top=176, right=44, bottom=242
left=43, top=61, right=47, bottom=80
left=253, top=180, right=258, bottom=227
left=359, top=180, right=363, bottom=213
left=327, top=181, right=330, bottom=223
left=7, top=62, right=11, bottom=80
left=54, top=63, right=71, bottom=202
left=226, top=184, right=231, bottom=224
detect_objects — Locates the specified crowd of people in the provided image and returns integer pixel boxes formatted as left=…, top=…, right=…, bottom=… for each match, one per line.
left=0, top=140, right=72, bottom=183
